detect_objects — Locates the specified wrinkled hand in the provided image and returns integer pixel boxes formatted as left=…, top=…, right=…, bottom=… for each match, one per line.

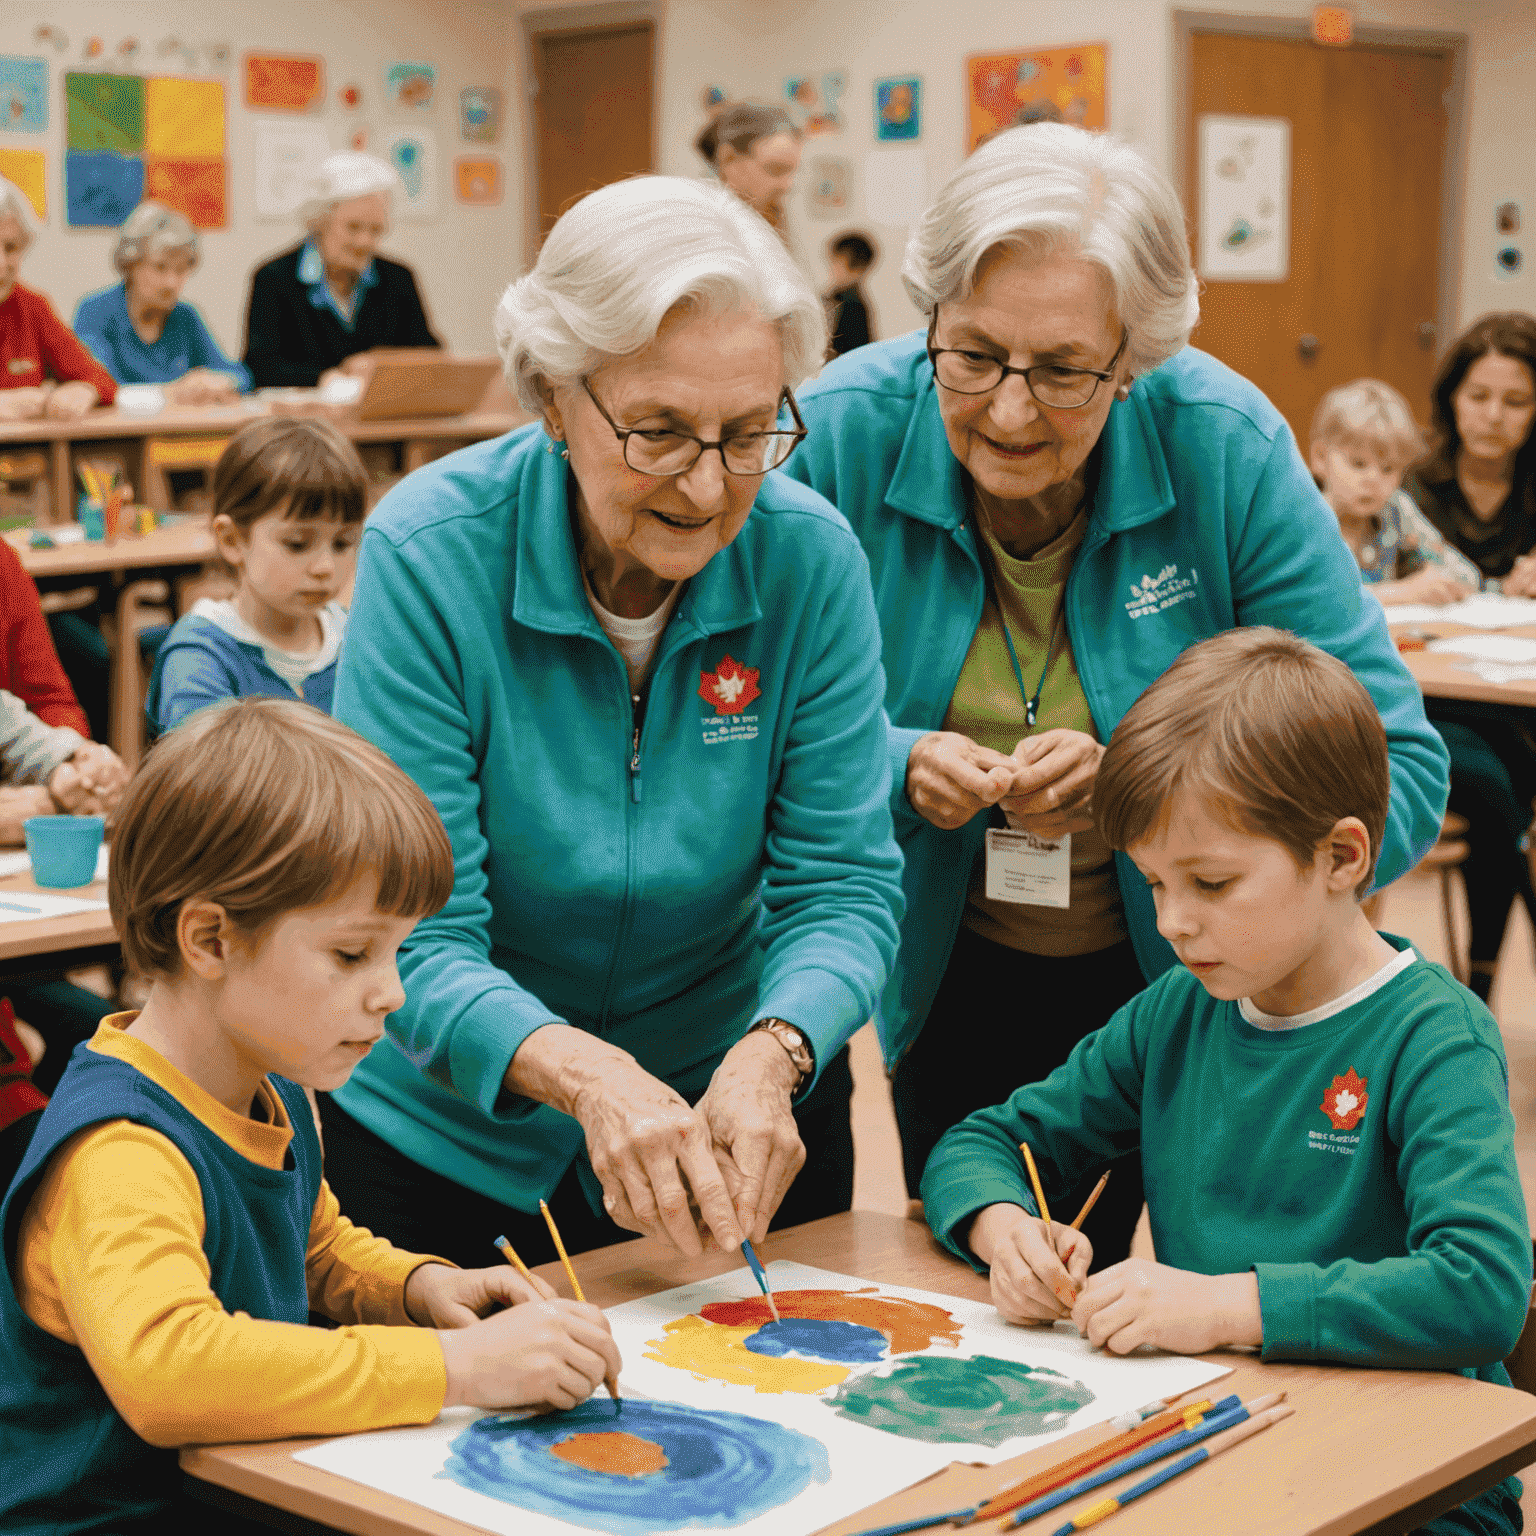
left=906, top=730, right=1020, bottom=830
left=437, top=1296, right=622, bottom=1412
left=999, top=729, right=1103, bottom=839
left=0, top=387, right=49, bottom=421
left=1502, top=555, right=1536, bottom=599
left=1071, top=1259, right=1262, bottom=1356
left=1393, top=568, right=1474, bottom=606
left=696, top=1033, right=805, bottom=1244
left=165, top=368, right=238, bottom=406
left=405, top=1261, right=558, bottom=1328
left=970, top=1203, right=1090, bottom=1325
left=48, top=742, right=130, bottom=818
left=45, top=381, right=98, bottom=420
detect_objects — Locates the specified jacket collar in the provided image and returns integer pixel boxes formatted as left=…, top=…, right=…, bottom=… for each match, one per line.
left=510, top=435, right=762, bottom=642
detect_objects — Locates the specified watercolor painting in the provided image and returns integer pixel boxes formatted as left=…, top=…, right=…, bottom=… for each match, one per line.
left=386, top=62, right=436, bottom=111
left=243, top=54, right=325, bottom=113
left=784, top=71, right=846, bottom=136
left=875, top=76, right=922, bottom=142
left=459, top=86, right=503, bottom=144
left=965, top=43, right=1107, bottom=152
left=0, top=57, right=49, bottom=133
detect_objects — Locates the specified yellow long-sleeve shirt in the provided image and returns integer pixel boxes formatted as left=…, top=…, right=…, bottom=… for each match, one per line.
left=15, top=1014, right=448, bottom=1448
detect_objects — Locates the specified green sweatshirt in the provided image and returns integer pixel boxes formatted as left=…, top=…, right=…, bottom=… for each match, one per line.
left=921, top=937, right=1531, bottom=1381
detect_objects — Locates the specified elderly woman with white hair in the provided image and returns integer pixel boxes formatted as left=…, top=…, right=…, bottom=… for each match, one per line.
left=241, top=151, right=438, bottom=389
left=0, top=178, right=116, bottom=420
left=74, top=201, right=251, bottom=401
left=320, top=176, right=902, bottom=1271
left=785, top=123, right=1449, bottom=1261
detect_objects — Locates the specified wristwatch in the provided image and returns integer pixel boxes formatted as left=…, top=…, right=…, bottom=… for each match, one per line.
left=746, top=1017, right=815, bottom=1098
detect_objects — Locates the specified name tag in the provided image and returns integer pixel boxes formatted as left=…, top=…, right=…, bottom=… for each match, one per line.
left=985, top=827, right=1071, bottom=908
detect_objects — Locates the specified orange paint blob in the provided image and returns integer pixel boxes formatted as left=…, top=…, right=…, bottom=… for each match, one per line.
left=549, top=1431, right=669, bottom=1478
left=699, top=1288, right=961, bottom=1354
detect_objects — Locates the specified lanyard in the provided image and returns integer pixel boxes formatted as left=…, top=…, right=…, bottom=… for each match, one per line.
left=969, top=508, right=1064, bottom=730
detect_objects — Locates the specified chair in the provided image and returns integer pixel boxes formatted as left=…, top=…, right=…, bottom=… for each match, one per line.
left=98, top=579, right=171, bottom=771
left=1366, top=814, right=1470, bottom=983
left=1503, top=1281, right=1536, bottom=1395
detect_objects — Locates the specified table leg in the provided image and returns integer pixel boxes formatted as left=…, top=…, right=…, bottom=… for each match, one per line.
left=50, top=441, right=71, bottom=525
left=105, top=578, right=171, bottom=770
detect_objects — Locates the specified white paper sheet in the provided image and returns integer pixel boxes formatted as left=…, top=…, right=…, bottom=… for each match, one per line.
left=252, top=119, right=333, bottom=222
left=1427, top=634, right=1536, bottom=664
left=0, top=890, right=108, bottom=922
left=295, top=1261, right=1231, bottom=1536
left=1380, top=593, right=1536, bottom=629
left=1198, top=115, right=1290, bottom=282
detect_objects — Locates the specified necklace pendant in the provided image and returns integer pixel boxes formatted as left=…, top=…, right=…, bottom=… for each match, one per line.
left=1025, top=702, right=1038, bottom=728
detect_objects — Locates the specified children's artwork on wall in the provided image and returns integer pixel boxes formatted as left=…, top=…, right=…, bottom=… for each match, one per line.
left=454, top=157, right=501, bottom=205
left=66, top=71, right=145, bottom=152
left=1197, top=114, right=1290, bottom=282
left=145, top=78, right=224, bottom=159
left=338, top=83, right=362, bottom=111
left=807, top=155, right=850, bottom=218
left=244, top=53, right=325, bottom=113
left=0, top=57, right=49, bottom=133
left=294, top=1263, right=1230, bottom=1536
left=0, top=149, right=46, bottom=218
left=114, top=39, right=141, bottom=71
left=965, top=43, right=1107, bottom=151
left=81, top=38, right=104, bottom=65
left=33, top=26, right=68, bottom=55
left=385, top=63, right=436, bottom=112
left=145, top=158, right=226, bottom=228
left=784, top=72, right=846, bottom=136
left=252, top=119, right=331, bottom=221
left=874, top=76, right=921, bottom=142
left=155, top=38, right=199, bottom=74
left=65, top=151, right=144, bottom=227
left=382, top=129, right=438, bottom=220
left=458, top=87, right=502, bottom=144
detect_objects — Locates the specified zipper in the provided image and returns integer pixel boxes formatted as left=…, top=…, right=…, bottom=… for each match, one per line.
left=629, top=698, right=642, bottom=803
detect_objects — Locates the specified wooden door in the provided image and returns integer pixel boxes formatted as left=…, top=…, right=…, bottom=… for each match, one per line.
left=1186, top=30, right=1453, bottom=439
left=531, top=22, right=654, bottom=242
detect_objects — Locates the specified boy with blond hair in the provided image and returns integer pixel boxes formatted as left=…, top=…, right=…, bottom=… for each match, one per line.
left=1309, top=378, right=1482, bottom=603
left=922, top=627, right=1528, bottom=1536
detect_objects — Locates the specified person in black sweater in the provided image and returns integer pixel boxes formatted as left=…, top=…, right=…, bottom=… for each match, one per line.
left=242, top=152, right=439, bottom=389
left=825, top=231, right=875, bottom=359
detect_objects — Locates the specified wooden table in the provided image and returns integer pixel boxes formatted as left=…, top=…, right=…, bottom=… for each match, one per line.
left=1393, top=621, right=1536, bottom=708
left=179, top=1210, right=1536, bottom=1536
left=0, top=864, right=115, bottom=978
left=5, top=519, right=215, bottom=579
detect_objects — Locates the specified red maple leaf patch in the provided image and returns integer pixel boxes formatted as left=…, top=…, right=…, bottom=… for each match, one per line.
left=1319, top=1067, right=1369, bottom=1130
left=698, top=655, right=761, bottom=716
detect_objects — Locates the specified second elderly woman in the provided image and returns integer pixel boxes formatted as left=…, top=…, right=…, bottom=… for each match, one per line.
left=322, top=176, right=902, bottom=1268
left=786, top=123, right=1450, bottom=1264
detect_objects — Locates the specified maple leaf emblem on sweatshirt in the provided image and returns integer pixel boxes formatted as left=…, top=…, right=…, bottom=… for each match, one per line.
left=698, top=655, right=761, bottom=716
left=1319, top=1067, right=1369, bottom=1130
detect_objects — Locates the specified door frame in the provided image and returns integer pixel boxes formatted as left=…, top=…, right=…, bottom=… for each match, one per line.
left=519, top=0, right=662, bottom=267
left=1172, top=10, right=1468, bottom=363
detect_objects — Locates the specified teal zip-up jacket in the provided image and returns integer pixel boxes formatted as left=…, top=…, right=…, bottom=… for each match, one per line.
left=330, top=425, right=903, bottom=1212
left=784, top=336, right=1450, bottom=1065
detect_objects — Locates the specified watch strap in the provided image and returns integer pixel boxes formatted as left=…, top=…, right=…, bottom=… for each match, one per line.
left=747, top=1017, right=814, bottom=1098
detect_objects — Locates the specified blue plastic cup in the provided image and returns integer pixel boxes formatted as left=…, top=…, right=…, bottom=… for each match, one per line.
left=79, top=505, right=105, bottom=541
left=24, top=815, right=105, bottom=889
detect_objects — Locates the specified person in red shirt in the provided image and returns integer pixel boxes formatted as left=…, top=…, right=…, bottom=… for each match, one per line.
left=0, top=539, right=89, bottom=736
left=0, top=178, right=116, bottom=421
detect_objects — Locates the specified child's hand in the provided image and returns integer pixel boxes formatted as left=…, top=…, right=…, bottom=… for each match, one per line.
left=404, top=1261, right=557, bottom=1328
left=969, top=1202, right=1091, bottom=1325
left=1395, top=568, right=1473, bottom=606
left=438, top=1297, right=623, bottom=1412
left=1071, top=1260, right=1262, bottom=1356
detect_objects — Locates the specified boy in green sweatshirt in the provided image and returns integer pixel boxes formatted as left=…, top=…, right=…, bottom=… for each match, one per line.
left=920, top=626, right=1530, bottom=1536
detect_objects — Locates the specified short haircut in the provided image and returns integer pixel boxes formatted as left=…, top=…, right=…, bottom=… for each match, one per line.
left=695, top=102, right=797, bottom=167
left=110, top=697, right=454, bottom=976
left=1095, top=627, right=1390, bottom=897
left=902, top=122, right=1198, bottom=379
left=298, top=151, right=400, bottom=233
left=1309, top=378, right=1423, bottom=465
left=831, top=232, right=876, bottom=272
left=213, top=417, right=369, bottom=532
left=0, top=176, right=36, bottom=247
left=113, top=201, right=199, bottom=277
left=494, top=175, right=827, bottom=409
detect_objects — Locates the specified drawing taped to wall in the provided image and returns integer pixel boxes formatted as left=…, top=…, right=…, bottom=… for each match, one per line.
left=807, top=156, right=850, bottom=219
left=1197, top=114, right=1290, bottom=282
left=244, top=53, right=325, bottom=113
left=784, top=72, right=846, bottom=135
left=0, top=57, right=49, bottom=133
left=874, top=76, right=922, bottom=141
left=459, top=87, right=503, bottom=144
left=454, top=157, right=501, bottom=205
left=252, top=119, right=331, bottom=222
left=386, top=62, right=436, bottom=111
left=0, top=150, right=46, bottom=218
left=965, top=43, right=1107, bottom=151
left=382, top=128, right=438, bottom=220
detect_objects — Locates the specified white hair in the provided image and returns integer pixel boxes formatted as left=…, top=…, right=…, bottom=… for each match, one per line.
left=113, top=201, right=199, bottom=276
left=902, top=124, right=1199, bottom=377
left=298, top=152, right=400, bottom=233
left=495, top=175, right=827, bottom=412
left=0, top=178, right=36, bottom=247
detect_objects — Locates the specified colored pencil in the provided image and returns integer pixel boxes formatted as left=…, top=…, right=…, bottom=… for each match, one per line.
left=1070, top=1171, right=1111, bottom=1231
left=960, top=1394, right=1234, bottom=1525
left=837, top=1503, right=988, bottom=1536
left=493, top=1234, right=535, bottom=1284
left=1019, top=1141, right=1053, bottom=1247
left=740, top=1238, right=781, bottom=1321
left=1045, top=1404, right=1294, bottom=1533
left=538, top=1199, right=621, bottom=1409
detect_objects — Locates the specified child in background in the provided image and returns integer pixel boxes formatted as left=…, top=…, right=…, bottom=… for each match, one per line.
left=825, top=231, right=877, bottom=358
left=921, top=628, right=1528, bottom=1536
left=0, top=699, right=621, bottom=1534
left=146, top=417, right=365, bottom=733
left=1309, top=378, right=1481, bottom=603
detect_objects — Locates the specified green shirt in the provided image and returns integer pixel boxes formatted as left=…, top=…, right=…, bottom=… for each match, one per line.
left=921, top=937, right=1531, bottom=1379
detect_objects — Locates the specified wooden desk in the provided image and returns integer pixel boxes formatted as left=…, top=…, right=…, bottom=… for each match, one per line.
left=1393, top=621, right=1536, bottom=708
left=0, top=865, right=116, bottom=977
left=180, top=1210, right=1536, bottom=1536
left=5, top=519, right=215, bottom=579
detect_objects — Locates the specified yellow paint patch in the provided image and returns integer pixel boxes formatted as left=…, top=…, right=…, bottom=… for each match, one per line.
left=643, top=1315, right=851, bottom=1394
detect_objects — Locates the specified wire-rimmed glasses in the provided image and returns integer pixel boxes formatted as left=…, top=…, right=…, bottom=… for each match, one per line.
left=927, top=318, right=1129, bottom=409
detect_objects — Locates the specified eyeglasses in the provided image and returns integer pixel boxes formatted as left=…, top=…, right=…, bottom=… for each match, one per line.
left=927, top=316, right=1129, bottom=409
left=582, top=379, right=808, bottom=476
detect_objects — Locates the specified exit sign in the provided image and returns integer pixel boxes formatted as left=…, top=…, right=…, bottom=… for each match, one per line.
left=1312, top=5, right=1354, bottom=45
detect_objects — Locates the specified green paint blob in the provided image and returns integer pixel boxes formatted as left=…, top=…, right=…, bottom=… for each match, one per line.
left=826, top=1354, right=1095, bottom=1447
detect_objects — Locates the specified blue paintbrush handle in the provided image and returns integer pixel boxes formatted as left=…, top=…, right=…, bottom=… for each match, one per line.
left=1047, top=1447, right=1209, bottom=1535
left=740, top=1239, right=771, bottom=1294
left=842, top=1504, right=985, bottom=1536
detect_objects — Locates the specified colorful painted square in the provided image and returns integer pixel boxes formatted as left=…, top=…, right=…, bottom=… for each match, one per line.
left=144, top=157, right=226, bottom=228
left=966, top=43, right=1107, bottom=151
left=454, top=157, right=500, bottom=205
left=0, top=57, right=49, bottom=133
left=458, top=86, right=502, bottom=144
left=145, top=77, right=225, bottom=158
left=385, top=62, right=436, bottom=111
left=65, top=72, right=145, bottom=152
left=874, top=76, right=922, bottom=141
left=65, top=151, right=144, bottom=227
left=243, top=54, right=324, bottom=113
left=0, top=149, right=46, bottom=218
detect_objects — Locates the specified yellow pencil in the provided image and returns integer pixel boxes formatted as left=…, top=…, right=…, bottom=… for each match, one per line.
left=1071, top=1170, right=1111, bottom=1231
left=539, top=1199, right=621, bottom=1409
left=493, top=1234, right=535, bottom=1283
left=1020, top=1142, right=1053, bottom=1247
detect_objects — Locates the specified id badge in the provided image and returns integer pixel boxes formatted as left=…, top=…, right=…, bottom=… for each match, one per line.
left=985, top=827, right=1071, bottom=908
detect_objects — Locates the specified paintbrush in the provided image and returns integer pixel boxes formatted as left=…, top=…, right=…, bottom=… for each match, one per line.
left=1060, top=1169, right=1112, bottom=1270
left=740, top=1238, right=781, bottom=1321
left=538, top=1199, right=621, bottom=1410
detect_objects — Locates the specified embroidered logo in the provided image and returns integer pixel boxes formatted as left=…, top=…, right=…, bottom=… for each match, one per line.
left=698, top=655, right=761, bottom=716
left=1319, top=1068, right=1369, bottom=1130
left=7, top=358, right=36, bottom=375
left=1124, top=562, right=1200, bottom=619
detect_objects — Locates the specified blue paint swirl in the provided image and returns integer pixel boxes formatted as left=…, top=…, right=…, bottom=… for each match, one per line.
left=442, top=1399, right=831, bottom=1534
left=744, top=1317, right=888, bottom=1363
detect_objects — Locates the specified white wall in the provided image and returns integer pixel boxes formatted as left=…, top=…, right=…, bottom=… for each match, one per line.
left=0, top=0, right=521, bottom=362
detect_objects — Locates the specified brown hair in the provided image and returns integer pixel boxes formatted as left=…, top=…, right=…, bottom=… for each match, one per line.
left=110, top=697, right=454, bottom=975
left=1418, top=311, right=1536, bottom=487
left=1095, top=628, right=1390, bottom=897
left=695, top=102, right=796, bottom=167
left=213, top=416, right=369, bottom=532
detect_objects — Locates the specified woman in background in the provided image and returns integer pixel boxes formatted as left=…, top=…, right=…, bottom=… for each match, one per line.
left=74, top=202, right=250, bottom=400
left=696, top=103, right=802, bottom=237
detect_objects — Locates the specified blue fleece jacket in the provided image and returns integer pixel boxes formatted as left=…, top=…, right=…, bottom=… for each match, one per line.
left=329, top=426, right=903, bottom=1213
left=784, top=335, right=1450, bottom=1065
left=73, top=282, right=252, bottom=392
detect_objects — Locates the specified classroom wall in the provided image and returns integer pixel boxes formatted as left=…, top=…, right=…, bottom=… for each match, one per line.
left=0, top=0, right=521, bottom=364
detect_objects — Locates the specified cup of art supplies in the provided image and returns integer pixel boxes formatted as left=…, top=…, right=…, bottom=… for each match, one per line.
left=24, top=815, right=104, bottom=889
